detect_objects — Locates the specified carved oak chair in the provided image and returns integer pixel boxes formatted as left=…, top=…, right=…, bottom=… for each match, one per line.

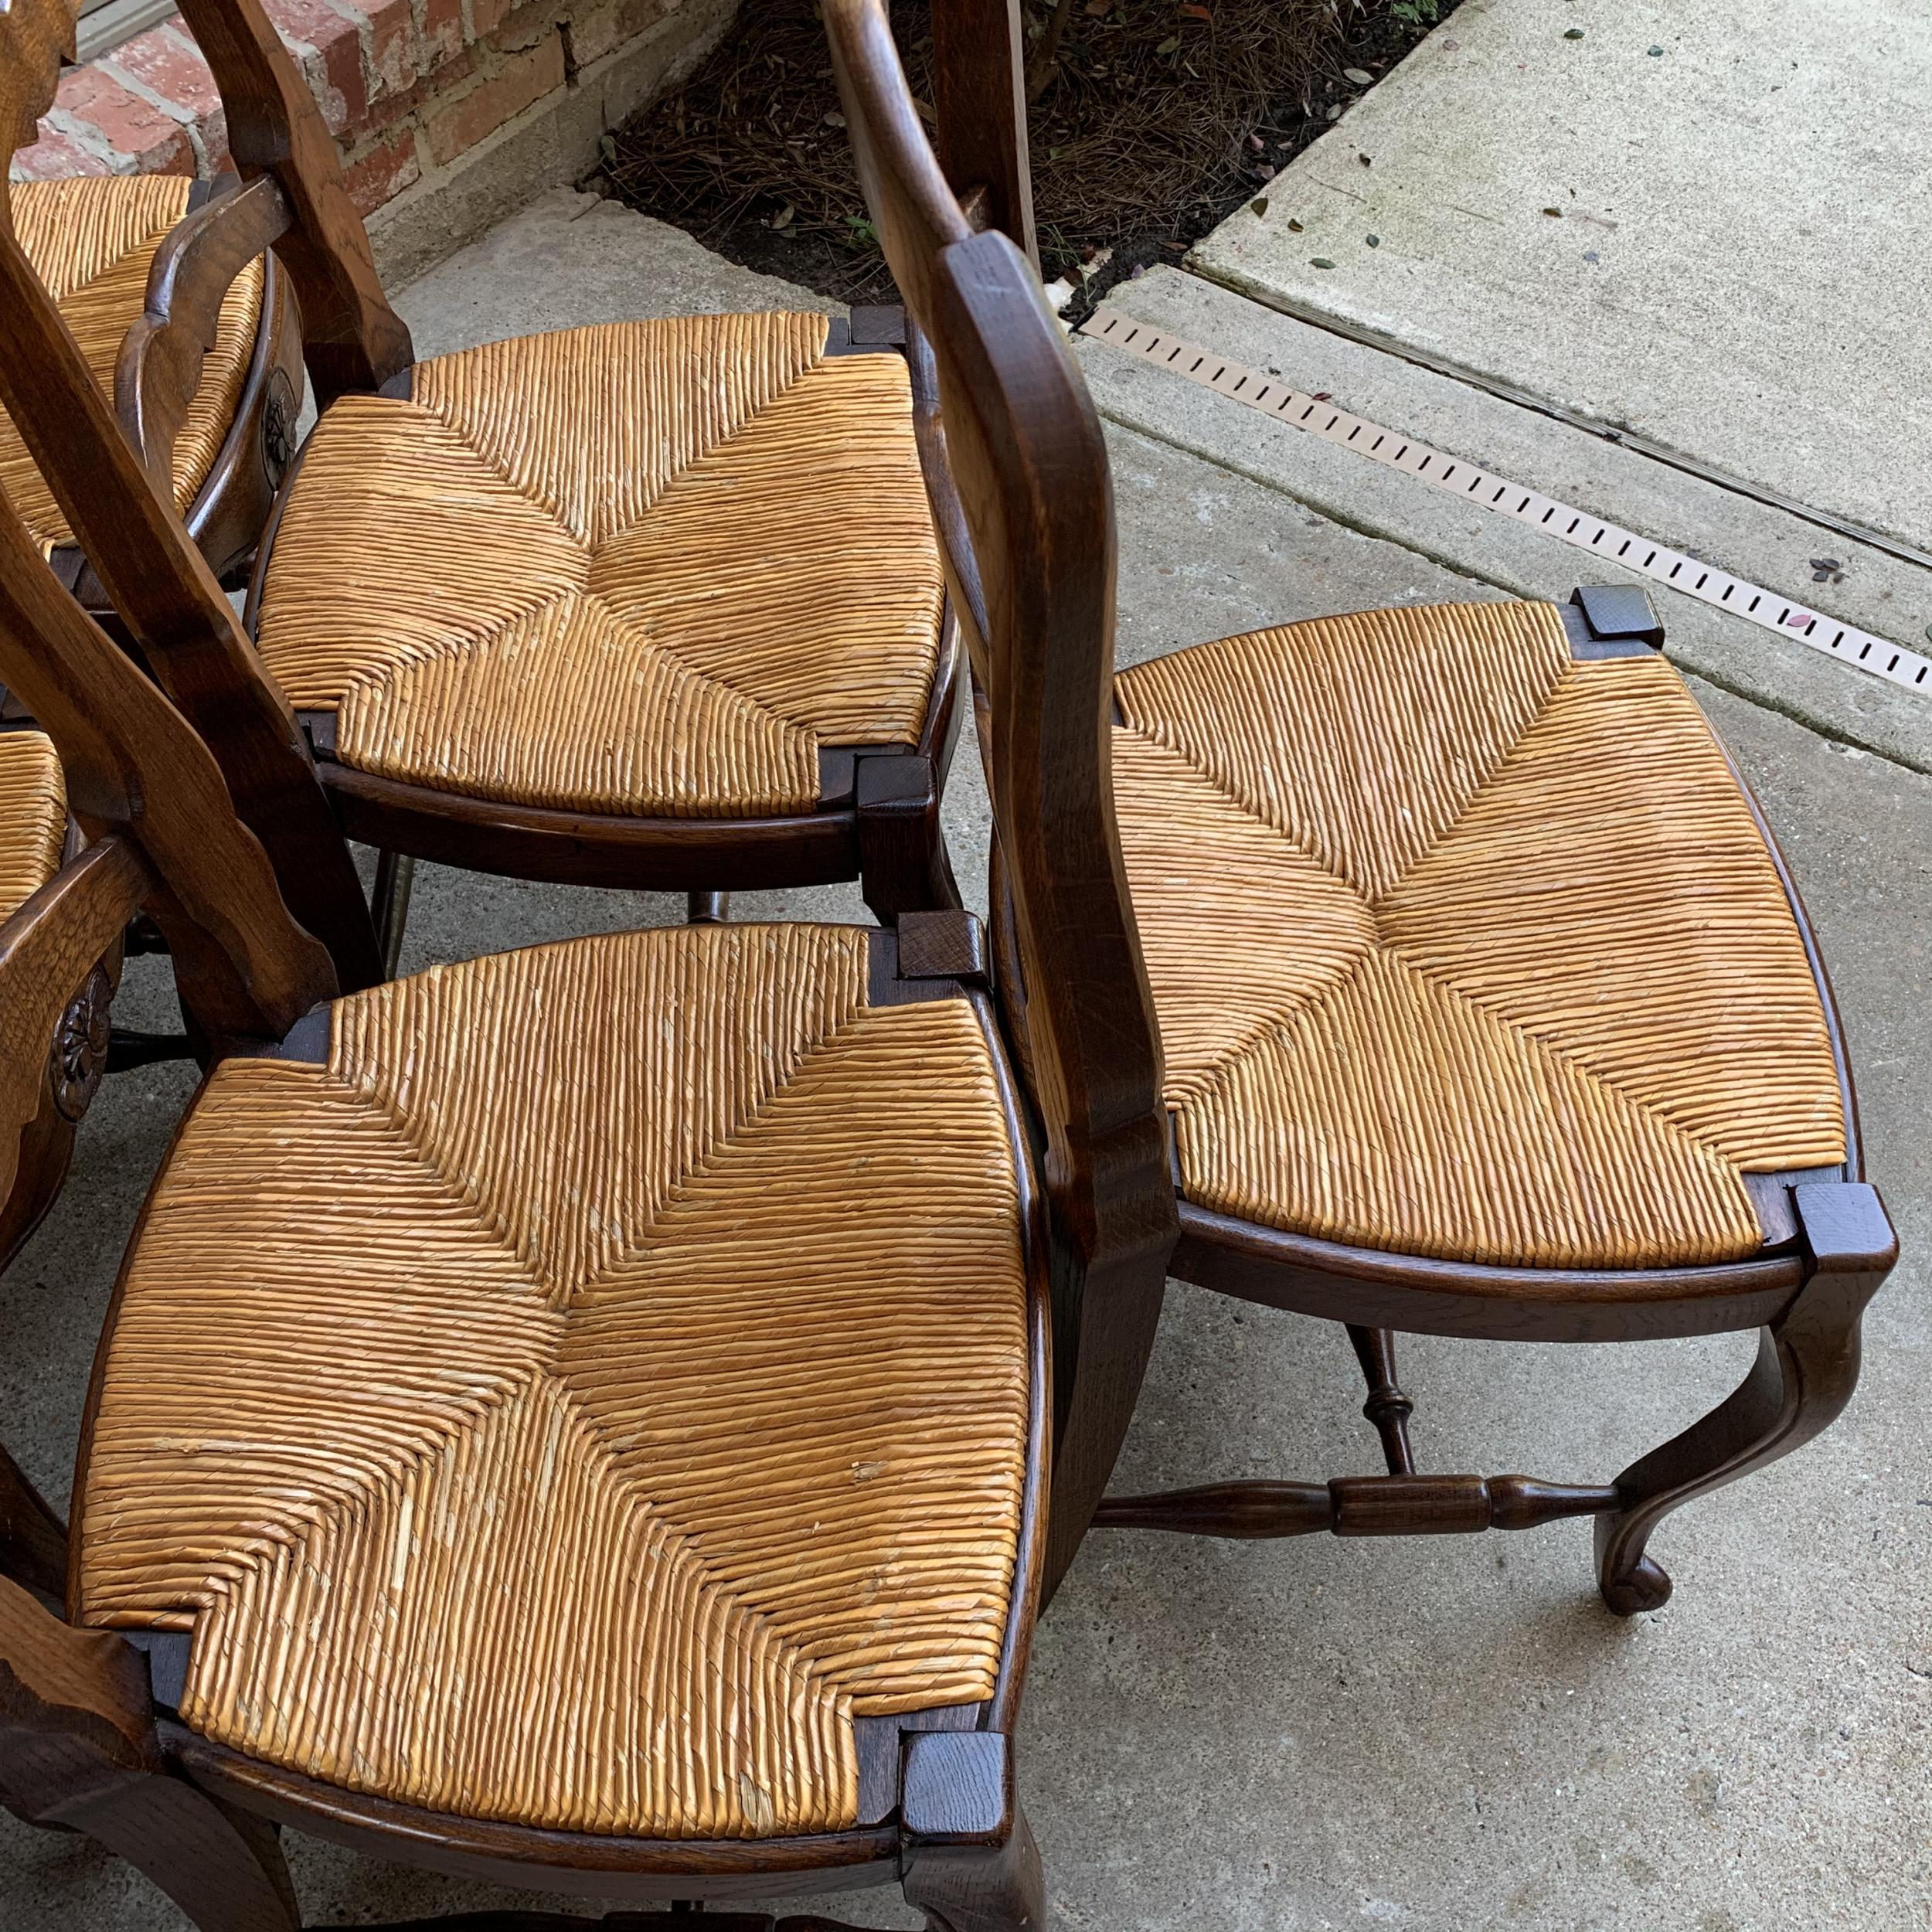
left=1087, top=587, right=1898, bottom=1611
left=0, top=3, right=1175, bottom=1924
left=832, top=0, right=1895, bottom=1619
left=2, top=0, right=970, bottom=992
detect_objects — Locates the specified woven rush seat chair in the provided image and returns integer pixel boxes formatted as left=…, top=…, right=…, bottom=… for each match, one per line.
left=930, top=75, right=1893, bottom=1597
left=0, top=1, right=1178, bottom=1923
left=0, top=170, right=301, bottom=600
left=250, top=308, right=952, bottom=873
left=1060, top=437, right=1899, bottom=1611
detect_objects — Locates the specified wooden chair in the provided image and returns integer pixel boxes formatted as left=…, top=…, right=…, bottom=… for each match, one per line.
left=1087, top=582, right=1899, bottom=1611
left=0, top=12, right=307, bottom=1229
left=0, top=2, right=1175, bottom=1923
left=934, top=53, right=1897, bottom=1604
left=0, top=0, right=972, bottom=993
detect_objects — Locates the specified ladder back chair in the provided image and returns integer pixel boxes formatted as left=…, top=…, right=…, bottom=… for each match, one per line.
left=927, top=16, right=1896, bottom=1607
left=0, top=4, right=306, bottom=1177
left=0, top=0, right=973, bottom=992
left=0, top=2, right=1175, bottom=1922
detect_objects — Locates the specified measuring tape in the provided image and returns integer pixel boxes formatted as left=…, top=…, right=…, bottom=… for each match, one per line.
left=1078, top=304, right=1930, bottom=697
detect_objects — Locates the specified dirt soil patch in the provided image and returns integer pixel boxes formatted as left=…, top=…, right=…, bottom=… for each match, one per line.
left=600, top=0, right=1458, bottom=315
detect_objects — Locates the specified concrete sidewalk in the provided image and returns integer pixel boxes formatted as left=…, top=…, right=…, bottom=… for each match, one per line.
left=2, top=190, right=1927, bottom=1932
left=1175, top=0, right=1932, bottom=772
left=1191, top=0, right=1932, bottom=553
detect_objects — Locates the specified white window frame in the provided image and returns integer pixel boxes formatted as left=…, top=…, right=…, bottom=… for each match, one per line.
left=77, top=0, right=183, bottom=64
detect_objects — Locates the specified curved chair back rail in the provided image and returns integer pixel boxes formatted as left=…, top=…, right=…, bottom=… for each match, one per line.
left=115, top=172, right=294, bottom=497
left=0, top=168, right=301, bottom=600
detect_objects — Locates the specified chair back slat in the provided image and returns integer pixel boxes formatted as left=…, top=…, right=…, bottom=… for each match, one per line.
left=825, top=0, right=1175, bottom=1579
left=171, top=0, right=413, bottom=404
left=929, top=0, right=1037, bottom=267
left=0, top=485, right=336, bottom=1046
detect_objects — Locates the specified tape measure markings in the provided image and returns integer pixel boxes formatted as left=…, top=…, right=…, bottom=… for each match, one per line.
left=1078, top=305, right=1930, bottom=696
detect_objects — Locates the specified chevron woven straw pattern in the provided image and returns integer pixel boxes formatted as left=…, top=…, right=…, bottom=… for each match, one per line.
left=255, top=316, right=945, bottom=818
left=0, top=729, right=65, bottom=920
left=1115, top=600, right=1845, bottom=1270
left=0, top=176, right=264, bottom=553
left=77, top=924, right=1030, bottom=1838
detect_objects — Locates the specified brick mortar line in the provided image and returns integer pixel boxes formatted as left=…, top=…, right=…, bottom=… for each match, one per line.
left=97, top=56, right=218, bottom=172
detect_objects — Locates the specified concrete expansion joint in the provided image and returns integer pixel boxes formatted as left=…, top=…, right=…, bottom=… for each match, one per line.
left=1187, top=267, right=1932, bottom=583
left=1102, top=414, right=1502, bottom=602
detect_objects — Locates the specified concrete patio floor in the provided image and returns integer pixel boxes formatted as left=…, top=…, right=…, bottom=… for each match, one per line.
left=1191, top=0, right=1932, bottom=555
left=2, top=184, right=1927, bottom=1932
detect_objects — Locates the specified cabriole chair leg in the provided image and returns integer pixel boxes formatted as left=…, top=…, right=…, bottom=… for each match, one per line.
left=1594, top=1182, right=1896, bottom=1614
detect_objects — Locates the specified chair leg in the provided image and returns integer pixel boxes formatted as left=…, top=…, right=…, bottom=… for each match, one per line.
left=369, top=850, right=415, bottom=979
left=61, top=1776, right=298, bottom=1932
left=896, top=1730, right=1043, bottom=1932
left=902, top=1805, right=1045, bottom=1932
left=1346, top=1325, right=1416, bottom=1475
left=0, top=1445, right=67, bottom=1606
left=685, top=890, right=731, bottom=924
left=1594, top=1182, right=1894, bottom=1615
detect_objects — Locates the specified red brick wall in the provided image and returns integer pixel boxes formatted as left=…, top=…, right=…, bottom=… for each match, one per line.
left=10, top=0, right=702, bottom=219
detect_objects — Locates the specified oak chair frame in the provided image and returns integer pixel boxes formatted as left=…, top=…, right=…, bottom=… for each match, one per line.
left=0, top=0, right=1178, bottom=1923
left=0, top=72, right=306, bottom=1148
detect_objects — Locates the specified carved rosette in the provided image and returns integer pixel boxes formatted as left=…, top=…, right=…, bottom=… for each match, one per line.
left=263, top=369, right=298, bottom=489
left=50, top=964, right=113, bottom=1123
